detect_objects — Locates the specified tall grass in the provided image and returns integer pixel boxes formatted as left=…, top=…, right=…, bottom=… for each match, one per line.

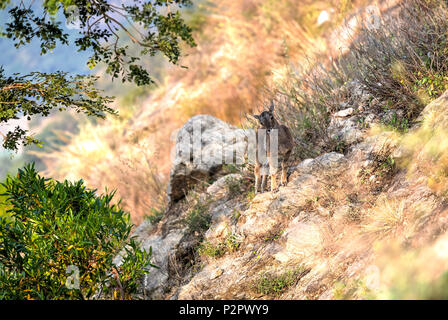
left=273, top=0, right=448, bottom=161
left=41, top=0, right=351, bottom=223
left=344, top=0, right=448, bottom=117
left=38, top=0, right=448, bottom=223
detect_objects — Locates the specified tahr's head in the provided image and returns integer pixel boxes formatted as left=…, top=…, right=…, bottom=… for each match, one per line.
left=253, top=103, right=276, bottom=129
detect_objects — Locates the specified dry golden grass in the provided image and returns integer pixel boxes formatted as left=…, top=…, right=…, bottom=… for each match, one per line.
left=362, top=196, right=406, bottom=237
left=40, top=0, right=369, bottom=223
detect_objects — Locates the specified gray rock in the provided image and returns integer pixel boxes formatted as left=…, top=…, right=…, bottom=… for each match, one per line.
left=206, top=174, right=243, bottom=198
left=334, top=108, right=354, bottom=118
left=167, top=115, right=248, bottom=203
left=140, top=230, right=185, bottom=299
left=131, top=91, right=448, bottom=300
left=328, top=115, right=364, bottom=145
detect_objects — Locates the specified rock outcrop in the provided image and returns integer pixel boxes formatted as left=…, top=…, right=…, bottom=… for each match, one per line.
left=167, top=115, right=248, bottom=203
left=130, top=90, right=448, bottom=300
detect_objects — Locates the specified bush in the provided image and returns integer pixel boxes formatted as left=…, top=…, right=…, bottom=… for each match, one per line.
left=272, top=62, right=344, bottom=160
left=184, top=198, right=212, bottom=234
left=144, top=208, right=164, bottom=225
left=0, top=183, right=10, bottom=217
left=254, top=266, right=310, bottom=297
left=273, top=0, right=448, bottom=160
left=198, top=233, right=242, bottom=258
left=344, top=0, right=448, bottom=118
left=0, top=164, right=154, bottom=300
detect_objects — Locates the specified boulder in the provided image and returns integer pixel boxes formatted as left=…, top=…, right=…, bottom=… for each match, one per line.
left=334, top=108, right=354, bottom=118
left=167, top=115, right=247, bottom=203
left=328, top=115, right=364, bottom=145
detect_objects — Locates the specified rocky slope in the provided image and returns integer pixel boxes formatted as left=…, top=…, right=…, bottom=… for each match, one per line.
left=127, top=85, right=448, bottom=300
left=39, top=0, right=403, bottom=224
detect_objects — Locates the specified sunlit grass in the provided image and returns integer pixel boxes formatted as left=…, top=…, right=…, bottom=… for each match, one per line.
left=40, top=0, right=351, bottom=223
left=363, top=196, right=405, bottom=237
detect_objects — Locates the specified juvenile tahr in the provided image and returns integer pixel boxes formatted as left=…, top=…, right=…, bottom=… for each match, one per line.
left=253, top=103, right=294, bottom=193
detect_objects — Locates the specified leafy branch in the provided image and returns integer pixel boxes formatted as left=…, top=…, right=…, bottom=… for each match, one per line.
left=0, top=67, right=115, bottom=151
left=2, top=0, right=196, bottom=85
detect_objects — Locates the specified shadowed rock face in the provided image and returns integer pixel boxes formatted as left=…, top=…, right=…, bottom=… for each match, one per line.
left=167, top=115, right=248, bottom=203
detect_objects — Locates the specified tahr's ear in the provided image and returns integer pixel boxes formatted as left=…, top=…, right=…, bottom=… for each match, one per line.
left=269, top=102, right=275, bottom=112
left=252, top=114, right=260, bottom=121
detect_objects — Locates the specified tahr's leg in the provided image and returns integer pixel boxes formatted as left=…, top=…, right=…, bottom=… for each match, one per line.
left=270, top=165, right=279, bottom=192
left=261, top=163, right=269, bottom=193
left=281, top=150, right=291, bottom=186
left=254, top=162, right=261, bottom=194
left=261, top=174, right=267, bottom=193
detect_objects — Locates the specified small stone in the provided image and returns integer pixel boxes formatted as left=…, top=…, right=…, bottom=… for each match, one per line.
left=211, top=268, right=224, bottom=280
left=364, top=114, right=376, bottom=123
left=334, top=108, right=354, bottom=118
left=362, top=160, right=373, bottom=168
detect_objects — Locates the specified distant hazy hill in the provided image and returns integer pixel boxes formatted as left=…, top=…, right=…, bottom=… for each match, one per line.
left=0, top=7, right=92, bottom=76
left=0, top=7, right=94, bottom=168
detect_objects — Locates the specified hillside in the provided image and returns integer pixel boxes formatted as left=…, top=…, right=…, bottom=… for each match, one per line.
left=38, top=0, right=380, bottom=224
left=124, top=83, right=448, bottom=299
left=117, top=0, right=448, bottom=299
left=13, top=0, right=448, bottom=299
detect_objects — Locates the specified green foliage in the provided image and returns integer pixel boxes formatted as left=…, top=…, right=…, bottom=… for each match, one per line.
left=0, top=164, right=154, bottom=300
left=333, top=279, right=376, bottom=300
left=232, top=209, right=241, bottom=222
left=183, top=0, right=211, bottom=33
left=263, top=229, right=284, bottom=243
left=381, top=112, right=410, bottom=133
left=359, top=144, right=397, bottom=189
left=274, top=0, right=448, bottom=162
left=386, top=270, right=448, bottom=299
left=0, top=0, right=197, bottom=151
left=1, top=0, right=196, bottom=86
left=198, top=233, right=242, bottom=258
left=254, top=266, right=309, bottom=297
left=0, top=0, right=10, bottom=9
left=183, top=197, right=211, bottom=234
left=272, top=61, right=343, bottom=160
left=0, top=68, right=115, bottom=151
left=198, top=241, right=226, bottom=258
left=144, top=208, right=164, bottom=225
left=221, top=164, right=241, bottom=174
left=224, top=232, right=242, bottom=252
left=415, top=73, right=448, bottom=98
left=246, top=190, right=255, bottom=202
left=225, top=176, right=242, bottom=196
left=114, top=240, right=154, bottom=298
left=0, top=182, right=10, bottom=217
left=346, top=0, right=448, bottom=118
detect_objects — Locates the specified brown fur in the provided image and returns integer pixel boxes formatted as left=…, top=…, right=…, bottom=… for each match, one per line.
left=253, top=103, right=294, bottom=193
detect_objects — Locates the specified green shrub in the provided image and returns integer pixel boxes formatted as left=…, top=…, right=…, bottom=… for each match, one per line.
left=144, top=208, right=164, bottom=225
left=225, top=176, right=242, bottom=197
left=272, top=63, right=342, bottom=159
left=333, top=279, right=376, bottom=300
left=198, top=233, right=242, bottom=258
left=183, top=197, right=212, bottom=234
left=344, top=0, right=448, bottom=118
left=0, top=182, right=10, bottom=217
left=0, top=164, right=154, bottom=300
left=381, top=111, right=410, bottom=133
left=254, top=266, right=310, bottom=297
left=198, top=241, right=226, bottom=258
